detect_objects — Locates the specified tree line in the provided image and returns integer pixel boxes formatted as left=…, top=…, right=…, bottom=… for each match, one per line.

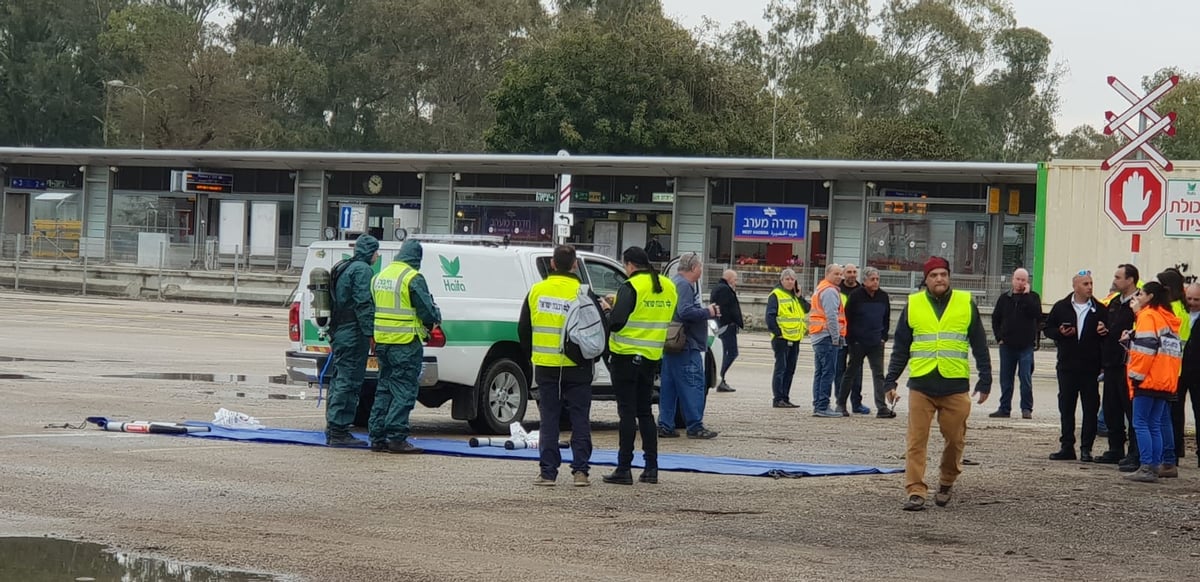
left=0, top=0, right=1190, bottom=161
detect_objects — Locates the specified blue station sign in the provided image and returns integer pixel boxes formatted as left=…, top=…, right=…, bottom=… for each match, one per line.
left=733, top=203, right=808, bottom=242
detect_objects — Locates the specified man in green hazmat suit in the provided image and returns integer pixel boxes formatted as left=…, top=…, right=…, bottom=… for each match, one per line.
left=325, top=234, right=380, bottom=447
left=368, top=239, right=441, bottom=454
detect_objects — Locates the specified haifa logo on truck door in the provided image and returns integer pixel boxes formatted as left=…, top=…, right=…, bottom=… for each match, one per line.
left=440, top=255, right=466, bottom=293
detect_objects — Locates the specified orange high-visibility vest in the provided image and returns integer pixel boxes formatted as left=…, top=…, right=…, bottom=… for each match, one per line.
left=809, top=280, right=847, bottom=337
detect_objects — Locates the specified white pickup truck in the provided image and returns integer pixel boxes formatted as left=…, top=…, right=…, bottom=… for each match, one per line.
left=286, top=237, right=721, bottom=434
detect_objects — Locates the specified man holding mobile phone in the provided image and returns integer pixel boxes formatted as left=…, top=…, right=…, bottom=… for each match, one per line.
left=1043, top=270, right=1109, bottom=462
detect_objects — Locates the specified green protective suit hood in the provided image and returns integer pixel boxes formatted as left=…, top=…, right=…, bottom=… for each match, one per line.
left=396, top=239, right=423, bottom=270
left=353, top=235, right=379, bottom=263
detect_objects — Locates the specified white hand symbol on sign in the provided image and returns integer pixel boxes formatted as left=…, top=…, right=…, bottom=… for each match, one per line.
left=1122, top=170, right=1152, bottom=222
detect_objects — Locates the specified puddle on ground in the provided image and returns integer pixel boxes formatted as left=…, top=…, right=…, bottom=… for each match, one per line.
left=0, top=536, right=292, bottom=581
left=100, top=373, right=291, bottom=384
left=0, top=373, right=39, bottom=380
left=0, top=355, right=74, bottom=363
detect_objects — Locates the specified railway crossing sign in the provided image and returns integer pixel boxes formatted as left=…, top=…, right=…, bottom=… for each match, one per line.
left=1102, top=75, right=1178, bottom=171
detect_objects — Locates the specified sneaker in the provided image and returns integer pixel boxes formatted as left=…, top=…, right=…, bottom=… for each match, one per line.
left=572, top=471, right=590, bottom=487
left=534, top=475, right=556, bottom=487
left=658, top=427, right=680, bottom=438
left=902, top=495, right=926, bottom=511
left=602, top=469, right=633, bottom=485
left=813, top=408, right=843, bottom=418
left=369, top=441, right=388, bottom=453
left=1021, top=410, right=1033, bottom=419
left=835, top=406, right=850, bottom=417
left=716, top=382, right=736, bottom=393
left=853, top=405, right=871, bottom=415
left=386, top=440, right=423, bottom=454
left=1124, top=464, right=1159, bottom=483
left=934, top=485, right=953, bottom=507
left=988, top=410, right=1010, bottom=418
left=326, top=434, right=367, bottom=448
left=639, top=469, right=659, bottom=484
left=876, top=408, right=897, bottom=419
left=687, top=428, right=719, bottom=439
left=1048, top=449, right=1076, bottom=461
left=1158, top=463, right=1178, bottom=478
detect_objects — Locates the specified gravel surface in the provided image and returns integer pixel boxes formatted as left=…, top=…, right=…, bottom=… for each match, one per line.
left=1, top=291, right=1197, bottom=581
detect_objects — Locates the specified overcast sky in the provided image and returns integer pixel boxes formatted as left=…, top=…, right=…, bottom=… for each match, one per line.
left=661, top=0, right=1196, bottom=134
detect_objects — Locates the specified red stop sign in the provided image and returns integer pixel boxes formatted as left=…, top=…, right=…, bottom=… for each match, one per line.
left=1104, top=161, right=1166, bottom=231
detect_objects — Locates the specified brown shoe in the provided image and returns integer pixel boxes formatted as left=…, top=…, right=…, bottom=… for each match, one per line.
left=934, top=484, right=953, bottom=507
left=572, top=471, right=590, bottom=487
left=1158, top=463, right=1179, bottom=478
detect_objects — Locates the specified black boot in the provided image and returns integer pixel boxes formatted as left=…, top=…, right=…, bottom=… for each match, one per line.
left=602, top=468, right=634, bottom=485
left=326, top=433, right=367, bottom=448
left=639, top=469, right=659, bottom=484
left=1118, top=454, right=1140, bottom=472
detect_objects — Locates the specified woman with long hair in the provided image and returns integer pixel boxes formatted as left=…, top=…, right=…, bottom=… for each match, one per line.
left=603, top=247, right=676, bottom=485
left=1123, top=281, right=1182, bottom=482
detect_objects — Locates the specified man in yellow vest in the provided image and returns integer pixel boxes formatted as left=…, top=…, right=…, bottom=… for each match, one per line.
left=810, top=263, right=847, bottom=417
left=368, top=239, right=441, bottom=454
left=603, top=247, right=676, bottom=485
left=884, top=256, right=992, bottom=511
left=519, top=245, right=608, bottom=487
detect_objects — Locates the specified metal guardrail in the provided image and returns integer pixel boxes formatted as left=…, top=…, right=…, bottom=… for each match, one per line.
left=706, top=263, right=1015, bottom=307
left=0, top=233, right=296, bottom=273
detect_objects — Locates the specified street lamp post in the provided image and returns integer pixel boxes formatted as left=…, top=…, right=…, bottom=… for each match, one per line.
left=106, top=80, right=178, bottom=149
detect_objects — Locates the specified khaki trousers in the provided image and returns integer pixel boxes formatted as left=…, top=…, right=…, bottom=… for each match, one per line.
left=905, top=390, right=971, bottom=498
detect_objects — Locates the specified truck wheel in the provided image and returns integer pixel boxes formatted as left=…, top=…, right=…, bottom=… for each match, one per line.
left=353, top=380, right=377, bottom=428
left=468, top=358, right=528, bottom=434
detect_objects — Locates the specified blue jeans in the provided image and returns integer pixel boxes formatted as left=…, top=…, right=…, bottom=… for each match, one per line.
left=811, top=337, right=838, bottom=412
left=997, top=344, right=1034, bottom=414
left=658, top=350, right=706, bottom=434
left=1132, top=396, right=1176, bottom=466
left=771, top=338, right=800, bottom=403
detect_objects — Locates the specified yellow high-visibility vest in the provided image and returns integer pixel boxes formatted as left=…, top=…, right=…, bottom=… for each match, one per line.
left=771, top=287, right=807, bottom=341
left=372, top=262, right=423, bottom=344
left=907, top=290, right=972, bottom=379
left=1172, top=300, right=1191, bottom=342
left=609, top=272, right=676, bottom=360
left=527, top=274, right=581, bottom=367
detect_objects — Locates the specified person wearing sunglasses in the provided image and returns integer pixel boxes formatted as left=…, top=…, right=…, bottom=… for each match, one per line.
left=1043, top=269, right=1109, bottom=462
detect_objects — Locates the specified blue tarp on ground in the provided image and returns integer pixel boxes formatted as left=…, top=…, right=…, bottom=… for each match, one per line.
left=167, top=421, right=901, bottom=479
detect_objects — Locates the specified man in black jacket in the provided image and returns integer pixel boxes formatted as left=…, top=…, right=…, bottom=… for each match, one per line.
left=990, top=268, right=1042, bottom=419
left=710, top=269, right=744, bottom=393
left=1174, top=283, right=1200, bottom=467
left=841, top=267, right=892, bottom=417
left=1043, top=270, right=1109, bottom=462
left=1098, top=264, right=1140, bottom=467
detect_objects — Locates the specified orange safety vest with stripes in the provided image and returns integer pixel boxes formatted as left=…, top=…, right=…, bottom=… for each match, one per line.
left=808, top=280, right=847, bottom=337
left=1127, top=305, right=1182, bottom=398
